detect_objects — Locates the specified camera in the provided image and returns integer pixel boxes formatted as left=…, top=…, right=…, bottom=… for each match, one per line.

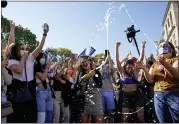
left=105, top=50, right=110, bottom=57
left=125, top=25, right=140, bottom=43
left=124, top=25, right=140, bottom=56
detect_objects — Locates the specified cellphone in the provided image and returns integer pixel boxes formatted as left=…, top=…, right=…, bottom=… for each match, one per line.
left=105, top=50, right=110, bottom=56
left=43, top=23, right=48, bottom=31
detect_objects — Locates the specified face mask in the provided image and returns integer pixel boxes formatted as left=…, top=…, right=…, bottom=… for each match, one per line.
left=57, top=69, right=61, bottom=73
left=20, top=50, right=25, bottom=56
left=159, top=46, right=172, bottom=55
left=125, top=67, right=134, bottom=74
left=148, top=60, right=153, bottom=66
left=40, top=58, right=46, bottom=65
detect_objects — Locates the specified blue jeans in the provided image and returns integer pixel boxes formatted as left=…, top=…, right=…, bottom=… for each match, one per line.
left=154, top=91, right=179, bottom=123
left=101, top=91, right=115, bottom=110
left=36, top=86, right=53, bottom=123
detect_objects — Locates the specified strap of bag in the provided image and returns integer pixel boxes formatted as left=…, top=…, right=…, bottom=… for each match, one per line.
left=24, top=60, right=28, bottom=86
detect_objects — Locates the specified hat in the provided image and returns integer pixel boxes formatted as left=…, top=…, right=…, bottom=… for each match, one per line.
left=79, top=55, right=89, bottom=62
left=125, top=59, right=135, bottom=65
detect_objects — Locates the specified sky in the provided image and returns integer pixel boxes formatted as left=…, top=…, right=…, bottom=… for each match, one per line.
left=2, top=1, right=167, bottom=64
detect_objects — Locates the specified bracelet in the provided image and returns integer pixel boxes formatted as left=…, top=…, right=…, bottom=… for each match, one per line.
left=43, top=33, right=47, bottom=36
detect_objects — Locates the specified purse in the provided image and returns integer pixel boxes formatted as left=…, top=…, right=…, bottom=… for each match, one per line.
left=1, top=101, right=13, bottom=117
left=6, top=61, right=32, bottom=103
left=16, top=61, right=32, bottom=103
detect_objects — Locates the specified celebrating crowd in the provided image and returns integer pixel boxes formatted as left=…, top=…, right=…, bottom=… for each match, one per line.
left=1, top=21, right=179, bottom=123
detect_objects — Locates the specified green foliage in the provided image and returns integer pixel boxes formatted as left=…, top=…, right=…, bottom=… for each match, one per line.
left=44, top=47, right=72, bottom=61
left=56, top=47, right=72, bottom=58
left=94, top=53, right=105, bottom=60
left=1, top=15, right=38, bottom=52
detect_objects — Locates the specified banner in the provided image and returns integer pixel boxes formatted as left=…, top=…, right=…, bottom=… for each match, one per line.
left=88, top=46, right=96, bottom=56
left=78, top=46, right=96, bottom=58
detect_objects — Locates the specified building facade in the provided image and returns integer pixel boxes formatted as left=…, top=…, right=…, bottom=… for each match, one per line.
left=162, top=1, right=179, bottom=55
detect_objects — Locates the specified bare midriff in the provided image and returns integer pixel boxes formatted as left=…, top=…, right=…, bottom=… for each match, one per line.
left=122, top=84, right=137, bottom=92
left=37, top=82, right=50, bottom=88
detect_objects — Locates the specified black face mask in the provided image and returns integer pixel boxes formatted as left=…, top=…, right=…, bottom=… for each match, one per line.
left=148, top=60, right=153, bottom=66
left=124, top=66, right=134, bottom=77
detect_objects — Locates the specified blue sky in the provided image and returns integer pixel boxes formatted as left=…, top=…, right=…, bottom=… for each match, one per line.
left=2, top=2, right=167, bottom=63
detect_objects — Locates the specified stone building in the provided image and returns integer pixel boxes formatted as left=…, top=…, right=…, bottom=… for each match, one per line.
left=162, top=1, right=179, bottom=55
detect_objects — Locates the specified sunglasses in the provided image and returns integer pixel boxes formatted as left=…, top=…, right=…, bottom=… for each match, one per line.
left=126, top=60, right=135, bottom=65
left=20, top=47, right=29, bottom=51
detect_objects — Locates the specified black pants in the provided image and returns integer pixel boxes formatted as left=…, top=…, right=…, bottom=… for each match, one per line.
left=70, top=91, right=84, bottom=123
left=7, top=80, right=37, bottom=123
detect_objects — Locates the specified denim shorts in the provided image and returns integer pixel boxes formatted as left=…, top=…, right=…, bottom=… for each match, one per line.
left=36, top=86, right=53, bottom=112
left=101, top=91, right=115, bottom=110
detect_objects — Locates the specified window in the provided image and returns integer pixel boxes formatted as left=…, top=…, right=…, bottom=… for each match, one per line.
left=170, top=12, right=173, bottom=26
left=167, top=18, right=170, bottom=27
left=165, top=25, right=168, bottom=36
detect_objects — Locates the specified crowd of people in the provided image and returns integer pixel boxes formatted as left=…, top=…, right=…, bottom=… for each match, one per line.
left=1, top=21, right=179, bottom=123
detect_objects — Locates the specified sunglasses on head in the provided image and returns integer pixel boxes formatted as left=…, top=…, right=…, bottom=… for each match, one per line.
left=126, top=59, right=135, bottom=65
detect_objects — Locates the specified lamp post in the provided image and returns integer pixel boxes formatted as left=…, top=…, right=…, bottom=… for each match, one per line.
left=1, top=0, right=8, bottom=8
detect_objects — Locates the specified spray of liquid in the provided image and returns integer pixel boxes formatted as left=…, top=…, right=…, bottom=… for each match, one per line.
left=84, top=4, right=156, bottom=116
left=95, top=3, right=156, bottom=116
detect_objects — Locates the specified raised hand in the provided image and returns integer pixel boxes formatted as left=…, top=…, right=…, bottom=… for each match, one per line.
left=10, top=20, right=15, bottom=29
left=135, top=61, right=146, bottom=70
left=116, top=42, right=121, bottom=47
left=22, top=51, right=29, bottom=60
left=142, top=40, right=146, bottom=46
left=158, top=55, right=167, bottom=66
left=46, top=60, right=52, bottom=69
left=1, top=58, right=8, bottom=69
left=43, top=23, right=49, bottom=34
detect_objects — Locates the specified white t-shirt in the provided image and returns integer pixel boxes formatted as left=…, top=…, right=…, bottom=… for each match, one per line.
left=8, top=53, right=35, bottom=82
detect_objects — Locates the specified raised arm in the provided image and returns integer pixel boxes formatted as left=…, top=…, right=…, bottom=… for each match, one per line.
left=116, top=42, right=124, bottom=75
left=4, top=21, right=15, bottom=57
left=68, top=58, right=73, bottom=69
left=32, top=23, right=49, bottom=59
left=9, top=52, right=28, bottom=74
left=139, top=40, right=146, bottom=62
left=120, top=52, right=130, bottom=66
left=135, top=62, right=154, bottom=83
left=108, top=53, right=114, bottom=73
